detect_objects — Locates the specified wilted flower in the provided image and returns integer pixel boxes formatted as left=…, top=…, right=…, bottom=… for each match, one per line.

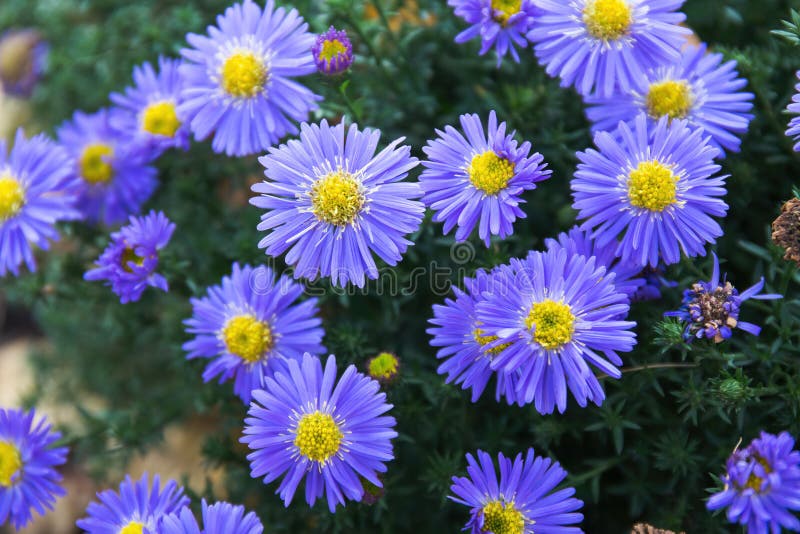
left=0, top=29, right=48, bottom=97
left=772, top=197, right=800, bottom=267
left=367, top=352, right=400, bottom=385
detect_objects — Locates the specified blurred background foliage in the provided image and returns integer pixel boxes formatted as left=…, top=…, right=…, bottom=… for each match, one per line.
left=1, top=0, right=800, bottom=532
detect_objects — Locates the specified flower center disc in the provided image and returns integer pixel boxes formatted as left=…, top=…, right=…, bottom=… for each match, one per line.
left=310, top=170, right=365, bottom=226
left=120, top=247, right=145, bottom=273
left=526, top=299, right=575, bottom=350
left=491, top=0, right=523, bottom=25
left=222, top=314, right=273, bottom=363
left=0, top=440, right=22, bottom=487
left=646, top=80, right=692, bottom=120
left=294, top=411, right=344, bottom=463
left=319, top=39, right=348, bottom=62
left=221, top=52, right=268, bottom=98
left=627, top=160, right=678, bottom=212
left=0, top=174, right=25, bottom=221
left=469, top=151, right=515, bottom=195
left=80, top=143, right=115, bottom=184
left=473, top=326, right=512, bottom=356
left=583, top=0, right=633, bottom=41
left=142, top=101, right=181, bottom=137
left=119, top=522, right=144, bottom=534
left=482, top=500, right=526, bottom=534
left=368, top=352, right=399, bottom=381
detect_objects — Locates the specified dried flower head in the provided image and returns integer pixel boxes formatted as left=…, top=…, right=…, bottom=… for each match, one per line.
left=772, top=197, right=800, bottom=266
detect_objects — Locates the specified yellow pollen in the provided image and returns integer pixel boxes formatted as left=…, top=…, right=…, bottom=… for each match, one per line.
left=119, top=522, right=144, bottom=534
left=741, top=456, right=772, bottom=493
left=526, top=299, right=575, bottom=350
left=368, top=352, right=399, bottom=381
left=294, top=411, right=343, bottom=463
left=468, top=151, right=515, bottom=195
left=0, top=441, right=22, bottom=487
left=310, top=170, right=365, bottom=226
left=79, top=143, right=114, bottom=184
left=627, top=160, right=678, bottom=212
left=482, top=500, right=526, bottom=534
left=142, top=101, right=181, bottom=137
left=319, top=39, right=348, bottom=62
left=221, top=52, right=267, bottom=98
left=222, top=315, right=273, bottom=364
left=491, top=0, right=523, bottom=25
left=0, top=174, right=25, bottom=221
left=583, top=0, right=633, bottom=41
left=473, top=327, right=513, bottom=356
left=120, top=247, right=145, bottom=273
left=646, top=80, right=693, bottom=120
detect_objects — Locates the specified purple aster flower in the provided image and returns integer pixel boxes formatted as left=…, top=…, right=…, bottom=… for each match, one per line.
left=707, top=431, right=800, bottom=533
left=420, top=110, right=551, bottom=246
left=664, top=253, right=781, bottom=343
left=183, top=263, right=325, bottom=404
left=786, top=71, right=800, bottom=152
left=179, top=0, right=321, bottom=156
left=251, top=120, right=424, bottom=288
left=428, top=267, right=521, bottom=404
left=545, top=225, right=644, bottom=299
left=527, top=0, right=691, bottom=97
left=585, top=43, right=754, bottom=156
left=475, top=247, right=636, bottom=413
left=110, top=57, right=190, bottom=155
left=312, top=27, right=353, bottom=75
left=0, top=29, right=48, bottom=97
left=160, top=501, right=263, bottom=534
left=0, top=129, right=80, bottom=277
left=448, top=0, right=538, bottom=66
left=450, top=448, right=584, bottom=534
left=242, top=354, right=397, bottom=512
left=84, top=210, right=175, bottom=304
left=0, top=408, right=68, bottom=530
left=572, top=114, right=728, bottom=268
left=77, top=473, right=189, bottom=534
left=57, top=109, right=159, bottom=225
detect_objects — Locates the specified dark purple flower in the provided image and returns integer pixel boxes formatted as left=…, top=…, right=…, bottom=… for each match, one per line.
left=0, top=29, right=48, bottom=97
left=312, top=27, right=353, bottom=75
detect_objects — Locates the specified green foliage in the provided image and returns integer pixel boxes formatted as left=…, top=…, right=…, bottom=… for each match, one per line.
left=2, top=0, right=800, bottom=532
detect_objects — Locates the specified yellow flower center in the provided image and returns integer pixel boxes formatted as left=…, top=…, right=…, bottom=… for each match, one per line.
left=368, top=352, right=399, bottom=381
left=294, top=411, right=344, bottom=463
left=141, top=101, right=181, bottom=137
left=468, top=151, right=515, bottom=195
left=120, top=247, right=145, bottom=273
left=222, top=315, right=273, bottom=364
left=627, top=160, right=678, bottom=212
left=583, top=0, right=633, bottom=41
left=0, top=441, right=22, bottom=487
left=646, top=80, right=692, bottom=120
left=310, top=170, right=365, bottom=226
left=525, top=299, right=575, bottom=350
left=741, top=456, right=772, bottom=493
left=482, top=500, right=526, bottom=534
left=0, top=174, right=25, bottom=221
left=119, top=522, right=144, bottom=534
left=80, top=143, right=115, bottom=184
left=473, top=327, right=513, bottom=356
left=319, top=39, right=348, bottom=62
left=221, top=52, right=268, bottom=98
left=491, top=0, right=523, bottom=25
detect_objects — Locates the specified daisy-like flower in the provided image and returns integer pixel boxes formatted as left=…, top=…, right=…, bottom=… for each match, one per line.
left=450, top=448, right=584, bottom=534
left=160, top=501, right=263, bottom=534
left=475, top=247, right=636, bottom=413
left=420, top=110, right=551, bottom=246
left=664, top=253, right=781, bottom=343
left=110, top=57, right=190, bottom=155
left=0, top=129, right=80, bottom=277
left=448, top=0, right=538, bottom=66
left=786, top=71, right=800, bottom=152
left=183, top=263, right=325, bottom=404
left=544, top=225, right=644, bottom=298
left=84, top=210, right=175, bottom=304
left=0, top=29, right=48, bottom=98
left=707, top=431, right=800, bottom=533
left=428, top=267, right=520, bottom=404
left=585, top=44, right=754, bottom=155
left=77, top=473, right=189, bottom=533
left=527, top=0, right=691, bottom=97
left=251, top=120, right=424, bottom=288
left=572, top=114, right=728, bottom=268
left=312, top=27, right=353, bottom=75
left=57, top=109, right=159, bottom=225
left=179, top=0, right=320, bottom=156
left=242, top=354, right=397, bottom=512
left=0, top=408, right=68, bottom=530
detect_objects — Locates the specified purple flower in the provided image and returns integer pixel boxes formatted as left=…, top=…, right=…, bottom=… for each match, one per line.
left=84, top=210, right=175, bottom=303
left=0, top=29, right=48, bottom=97
left=708, top=431, right=800, bottom=533
left=630, top=264, right=676, bottom=302
left=160, top=501, right=263, bottom=534
left=786, top=71, right=800, bottom=152
left=420, top=110, right=551, bottom=246
left=312, top=27, right=353, bottom=75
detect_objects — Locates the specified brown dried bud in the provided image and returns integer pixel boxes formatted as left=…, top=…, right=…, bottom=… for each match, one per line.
left=631, top=524, right=684, bottom=534
left=772, top=198, right=800, bottom=267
